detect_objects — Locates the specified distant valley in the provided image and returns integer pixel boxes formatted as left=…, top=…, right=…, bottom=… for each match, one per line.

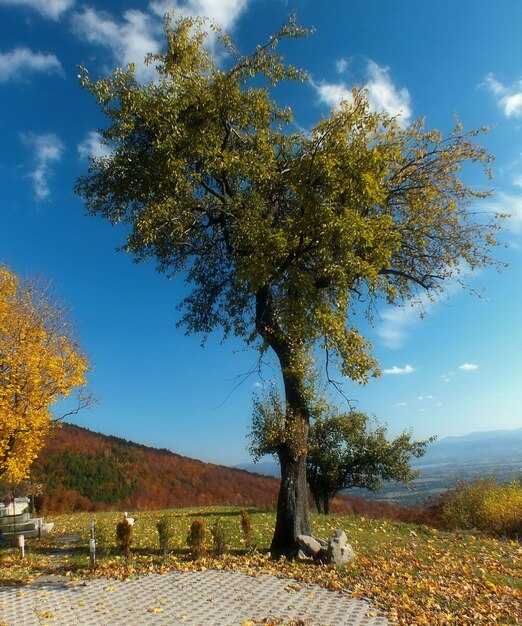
left=236, top=427, right=522, bottom=505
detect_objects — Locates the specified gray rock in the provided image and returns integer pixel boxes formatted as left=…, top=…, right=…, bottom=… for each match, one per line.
left=296, top=534, right=323, bottom=556
left=297, top=530, right=355, bottom=565
left=297, top=548, right=313, bottom=561
left=326, top=529, right=355, bottom=565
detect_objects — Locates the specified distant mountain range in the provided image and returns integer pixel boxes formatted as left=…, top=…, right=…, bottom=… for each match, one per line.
left=236, top=428, right=522, bottom=504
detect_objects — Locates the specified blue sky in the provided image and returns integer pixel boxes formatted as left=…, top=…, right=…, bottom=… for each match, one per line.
left=1, top=0, right=521, bottom=465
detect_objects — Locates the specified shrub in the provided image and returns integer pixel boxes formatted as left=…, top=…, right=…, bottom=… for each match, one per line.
left=93, top=524, right=112, bottom=558
left=210, top=518, right=228, bottom=556
left=442, top=478, right=522, bottom=537
left=116, top=520, right=133, bottom=558
left=156, top=515, right=172, bottom=557
left=240, top=508, right=254, bottom=552
left=187, top=518, right=206, bottom=559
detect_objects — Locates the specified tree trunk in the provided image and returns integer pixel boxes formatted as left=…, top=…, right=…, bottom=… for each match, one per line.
left=323, top=495, right=330, bottom=516
left=270, top=442, right=310, bottom=557
left=255, top=286, right=312, bottom=557
left=313, top=491, right=323, bottom=514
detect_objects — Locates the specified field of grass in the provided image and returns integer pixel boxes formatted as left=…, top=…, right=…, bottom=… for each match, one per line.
left=0, top=507, right=520, bottom=625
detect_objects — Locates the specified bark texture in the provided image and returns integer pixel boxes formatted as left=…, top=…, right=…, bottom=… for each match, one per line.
left=255, top=286, right=312, bottom=557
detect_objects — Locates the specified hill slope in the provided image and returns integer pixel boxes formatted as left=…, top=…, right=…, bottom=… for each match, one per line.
left=31, top=423, right=280, bottom=512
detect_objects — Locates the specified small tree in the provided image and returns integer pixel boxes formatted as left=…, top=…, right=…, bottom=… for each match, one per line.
left=210, top=518, right=228, bottom=556
left=307, top=412, right=433, bottom=514
left=240, top=508, right=254, bottom=552
left=0, top=266, right=90, bottom=483
left=156, top=515, right=172, bottom=557
left=250, top=385, right=432, bottom=514
left=187, top=518, right=206, bottom=559
left=116, top=520, right=133, bottom=558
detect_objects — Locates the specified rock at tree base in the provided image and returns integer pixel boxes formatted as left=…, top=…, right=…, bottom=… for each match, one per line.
left=297, top=530, right=355, bottom=565
left=296, top=535, right=323, bottom=556
left=326, top=529, right=355, bottom=564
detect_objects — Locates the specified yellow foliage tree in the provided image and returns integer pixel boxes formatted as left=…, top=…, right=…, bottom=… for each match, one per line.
left=0, top=266, right=89, bottom=483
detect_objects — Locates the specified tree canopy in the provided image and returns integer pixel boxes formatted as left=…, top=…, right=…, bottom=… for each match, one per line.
left=76, top=14, right=504, bottom=555
left=0, top=266, right=89, bottom=483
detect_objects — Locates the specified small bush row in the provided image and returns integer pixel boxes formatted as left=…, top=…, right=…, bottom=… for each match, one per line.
left=94, top=507, right=255, bottom=561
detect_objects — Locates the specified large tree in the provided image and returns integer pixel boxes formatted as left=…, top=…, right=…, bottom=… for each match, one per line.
left=0, top=266, right=90, bottom=483
left=76, top=15, right=503, bottom=556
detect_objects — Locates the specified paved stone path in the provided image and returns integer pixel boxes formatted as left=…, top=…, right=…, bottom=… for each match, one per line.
left=0, top=570, right=390, bottom=625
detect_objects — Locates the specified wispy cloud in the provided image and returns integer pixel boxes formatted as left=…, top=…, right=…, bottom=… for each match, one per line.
left=72, top=8, right=160, bottom=83
left=382, top=364, right=414, bottom=375
left=72, top=0, right=250, bottom=82
left=0, top=48, right=62, bottom=82
left=459, top=363, right=478, bottom=371
left=483, top=73, right=522, bottom=117
left=21, top=132, right=64, bottom=200
left=150, top=0, right=249, bottom=31
left=376, top=262, right=473, bottom=349
left=484, top=190, right=522, bottom=234
left=0, top=0, right=74, bottom=20
left=395, top=402, right=407, bottom=407
left=376, top=295, right=433, bottom=348
left=313, top=60, right=412, bottom=126
left=336, top=57, right=348, bottom=74
left=78, top=131, right=112, bottom=160
left=365, top=61, right=412, bottom=123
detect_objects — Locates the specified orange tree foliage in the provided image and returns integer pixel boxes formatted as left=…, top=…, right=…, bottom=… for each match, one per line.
left=0, top=266, right=89, bottom=483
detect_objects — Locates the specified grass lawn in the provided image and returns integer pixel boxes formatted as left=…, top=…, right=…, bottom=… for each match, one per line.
left=0, top=507, right=520, bottom=625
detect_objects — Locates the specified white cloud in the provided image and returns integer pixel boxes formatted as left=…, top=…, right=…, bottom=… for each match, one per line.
left=336, top=58, right=348, bottom=74
left=459, top=363, right=478, bottom=371
left=21, top=132, right=64, bottom=200
left=150, top=0, right=249, bottom=32
left=0, top=0, right=74, bottom=20
left=72, top=8, right=161, bottom=83
left=72, top=1, right=250, bottom=82
left=0, top=48, right=62, bottom=82
left=376, top=298, right=429, bottom=349
left=313, top=60, right=412, bottom=126
left=365, top=61, right=412, bottom=124
left=376, top=261, right=473, bottom=349
left=78, top=131, right=112, bottom=160
left=484, top=73, right=522, bottom=118
left=427, top=395, right=434, bottom=400
left=315, top=81, right=353, bottom=108
left=417, top=396, right=424, bottom=401
left=395, top=402, right=407, bottom=407
left=382, top=364, right=414, bottom=375
left=484, top=191, right=522, bottom=234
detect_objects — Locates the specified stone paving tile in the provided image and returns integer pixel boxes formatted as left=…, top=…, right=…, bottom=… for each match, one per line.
left=0, top=570, right=390, bottom=626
